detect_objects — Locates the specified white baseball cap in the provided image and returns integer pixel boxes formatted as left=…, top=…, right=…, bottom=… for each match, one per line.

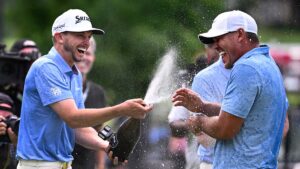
left=52, top=9, right=104, bottom=36
left=198, top=10, right=257, bottom=44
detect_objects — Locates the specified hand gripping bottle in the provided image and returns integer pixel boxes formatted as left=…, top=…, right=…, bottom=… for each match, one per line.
left=98, top=117, right=141, bottom=162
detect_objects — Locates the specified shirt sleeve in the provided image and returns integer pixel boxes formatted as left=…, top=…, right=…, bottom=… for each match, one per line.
left=221, top=64, right=261, bottom=119
left=34, top=62, right=73, bottom=106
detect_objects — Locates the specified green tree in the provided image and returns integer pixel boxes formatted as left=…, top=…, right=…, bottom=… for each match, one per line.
left=4, top=0, right=224, bottom=104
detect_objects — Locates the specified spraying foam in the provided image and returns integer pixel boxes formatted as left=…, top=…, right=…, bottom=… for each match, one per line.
left=144, top=47, right=179, bottom=118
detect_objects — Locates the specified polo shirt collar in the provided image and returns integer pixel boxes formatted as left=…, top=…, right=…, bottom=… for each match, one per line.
left=241, top=45, right=269, bottom=59
left=234, top=45, right=270, bottom=66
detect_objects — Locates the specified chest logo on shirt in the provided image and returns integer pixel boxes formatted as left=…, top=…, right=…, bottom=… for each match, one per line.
left=50, top=87, right=62, bottom=96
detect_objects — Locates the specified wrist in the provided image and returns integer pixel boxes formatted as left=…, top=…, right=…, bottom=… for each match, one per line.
left=198, top=100, right=206, bottom=113
left=99, top=139, right=110, bottom=152
left=111, top=104, right=124, bottom=117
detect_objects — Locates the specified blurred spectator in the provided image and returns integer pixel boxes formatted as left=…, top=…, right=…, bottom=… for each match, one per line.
left=203, top=43, right=219, bottom=66
left=73, top=37, right=108, bottom=169
left=0, top=92, right=18, bottom=169
left=10, top=39, right=41, bottom=59
left=9, top=39, right=41, bottom=116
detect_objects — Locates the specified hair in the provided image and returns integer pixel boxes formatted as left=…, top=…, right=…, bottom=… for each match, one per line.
left=246, top=32, right=259, bottom=44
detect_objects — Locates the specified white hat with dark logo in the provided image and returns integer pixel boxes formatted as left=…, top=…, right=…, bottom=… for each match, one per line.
left=52, top=9, right=105, bottom=36
left=198, top=10, right=257, bottom=44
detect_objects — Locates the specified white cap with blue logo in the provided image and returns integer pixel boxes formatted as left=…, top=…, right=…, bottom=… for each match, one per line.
left=51, top=9, right=105, bottom=36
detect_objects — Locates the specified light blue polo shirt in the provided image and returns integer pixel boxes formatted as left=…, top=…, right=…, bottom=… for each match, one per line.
left=214, top=45, right=288, bottom=169
left=17, top=47, right=84, bottom=162
left=192, top=57, right=231, bottom=163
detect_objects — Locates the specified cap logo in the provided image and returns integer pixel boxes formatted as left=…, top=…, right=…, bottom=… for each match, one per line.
left=53, top=23, right=65, bottom=31
left=75, top=15, right=90, bottom=24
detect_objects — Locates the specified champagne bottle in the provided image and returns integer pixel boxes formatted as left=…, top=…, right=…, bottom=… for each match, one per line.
left=99, top=117, right=141, bottom=162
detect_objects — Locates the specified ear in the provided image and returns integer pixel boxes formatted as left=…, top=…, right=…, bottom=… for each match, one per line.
left=53, top=33, right=64, bottom=44
left=237, top=28, right=246, bottom=42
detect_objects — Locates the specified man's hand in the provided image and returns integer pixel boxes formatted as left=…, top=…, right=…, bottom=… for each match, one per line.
left=119, top=98, right=153, bottom=119
left=7, top=127, right=18, bottom=146
left=186, top=113, right=205, bottom=135
left=107, top=150, right=128, bottom=166
left=0, top=115, right=17, bottom=145
left=172, top=88, right=204, bottom=113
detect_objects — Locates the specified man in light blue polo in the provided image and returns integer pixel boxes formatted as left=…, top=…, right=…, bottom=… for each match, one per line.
left=172, top=10, right=288, bottom=169
left=16, top=9, right=152, bottom=169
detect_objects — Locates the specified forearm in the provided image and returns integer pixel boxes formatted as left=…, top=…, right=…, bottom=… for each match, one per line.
left=196, top=115, right=225, bottom=139
left=194, top=111, right=243, bottom=140
left=52, top=99, right=124, bottom=128
left=75, top=127, right=109, bottom=151
left=70, top=106, right=122, bottom=128
left=51, top=98, right=151, bottom=128
left=200, top=101, right=221, bottom=117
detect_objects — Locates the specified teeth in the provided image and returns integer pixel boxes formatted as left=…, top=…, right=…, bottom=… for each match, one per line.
left=219, top=51, right=225, bottom=57
left=78, top=48, right=86, bottom=53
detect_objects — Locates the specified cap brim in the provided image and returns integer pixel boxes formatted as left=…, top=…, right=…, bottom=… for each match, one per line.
left=198, top=36, right=214, bottom=44
left=91, top=28, right=105, bottom=35
left=56, top=28, right=105, bottom=35
left=198, top=30, right=229, bottom=44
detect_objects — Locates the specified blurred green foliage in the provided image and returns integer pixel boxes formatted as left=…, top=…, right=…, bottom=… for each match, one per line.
left=287, top=93, right=300, bottom=107
left=260, top=27, right=300, bottom=43
left=3, top=0, right=224, bottom=104
left=3, top=0, right=300, bottom=105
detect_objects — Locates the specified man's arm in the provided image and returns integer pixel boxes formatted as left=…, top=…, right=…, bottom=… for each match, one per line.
left=190, top=110, right=288, bottom=140
left=75, top=127, right=109, bottom=151
left=50, top=98, right=152, bottom=128
left=172, top=88, right=244, bottom=139
left=188, top=110, right=244, bottom=139
left=75, top=125, right=128, bottom=166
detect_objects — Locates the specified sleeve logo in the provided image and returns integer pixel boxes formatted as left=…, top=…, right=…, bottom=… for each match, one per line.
left=50, top=87, right=62, bottom=96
